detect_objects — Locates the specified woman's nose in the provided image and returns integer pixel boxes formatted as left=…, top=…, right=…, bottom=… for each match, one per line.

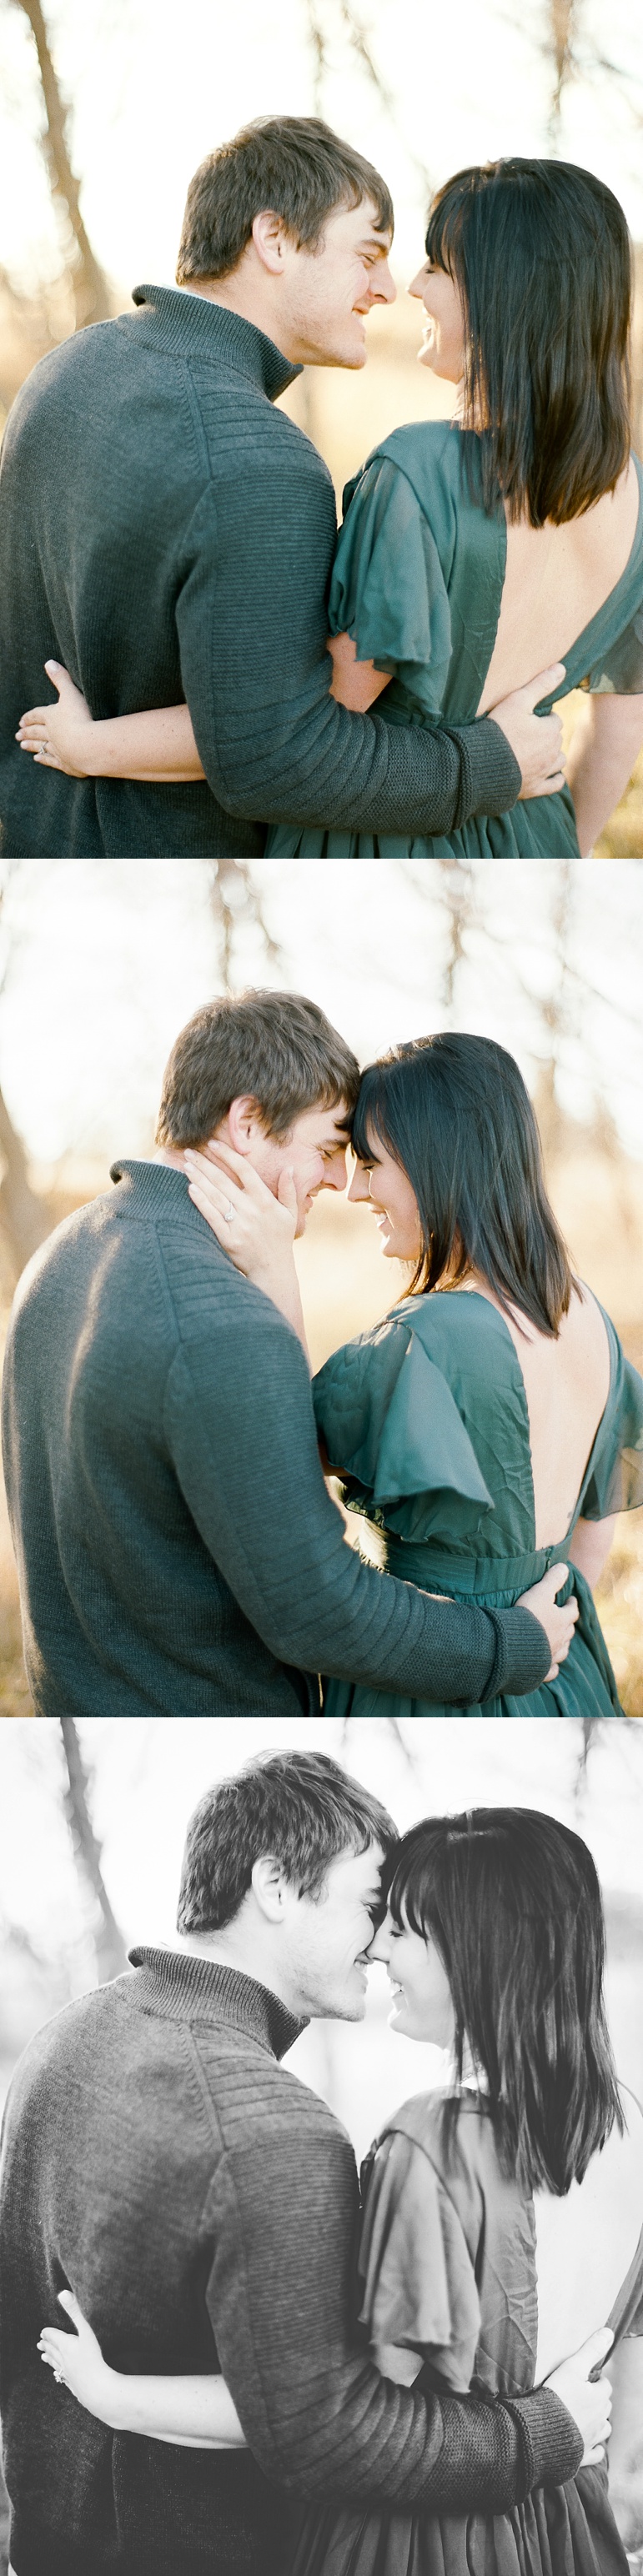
left=348, top=1163, right=369, bottom=1203
left=368, top=1918, right=391, bottom=1962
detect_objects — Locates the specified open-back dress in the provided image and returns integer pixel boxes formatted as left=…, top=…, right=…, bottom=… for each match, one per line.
left=267, top=426, right=643, bottom=857
left=290, top=2087, right=643, bottom=2576
left=312, top=1289, right=643, bottom=1716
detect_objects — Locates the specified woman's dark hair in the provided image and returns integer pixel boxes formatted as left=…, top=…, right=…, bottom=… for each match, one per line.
left=384, top=1809, right=623, bottom=2196
left=178, top=1750, right=396, bottom=1932
left=351, top=1031, right=575, bottom=1336
left=178, top=115, right=393, bottom=283
left=424, top=158, right=631, bottom=525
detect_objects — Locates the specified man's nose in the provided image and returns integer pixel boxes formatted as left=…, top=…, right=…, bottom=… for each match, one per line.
left=369, top=263, right=396, bottom=308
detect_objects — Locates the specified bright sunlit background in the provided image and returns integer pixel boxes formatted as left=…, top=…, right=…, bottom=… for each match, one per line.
left=2, top=0, right=643, bottom=296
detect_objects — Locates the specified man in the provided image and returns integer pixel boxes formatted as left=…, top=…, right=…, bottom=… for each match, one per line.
left=1, top=989, right=568, bottom=1716
left=0, top=1749, right=610, bottom=2576
left=0, top=116, right=565, bottom=858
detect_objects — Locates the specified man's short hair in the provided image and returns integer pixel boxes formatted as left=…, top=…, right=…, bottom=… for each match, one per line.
left=177, top=115, right=394, bottom=284
left=177, top=1749, right=397, bottom=1932
left=155, top=988, right=360, bottom=1149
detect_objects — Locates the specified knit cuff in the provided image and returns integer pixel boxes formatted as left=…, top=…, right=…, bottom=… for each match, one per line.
left=505, top=2387, right=584, bottom=2498
left=482, top=1607, right=551, bottom=1701
left=447, top=717, right=521, bottom=829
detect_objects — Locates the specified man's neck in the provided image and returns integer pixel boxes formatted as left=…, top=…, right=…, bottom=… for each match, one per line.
left=173, top=1930, right=300, bottom=2017
left=155, top=1145, right=186, bottom=1172
left=186, top=274, right=295, bottom=365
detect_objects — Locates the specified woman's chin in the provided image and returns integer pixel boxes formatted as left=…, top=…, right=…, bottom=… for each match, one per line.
left=388, top=1997, right=415, bottom=2037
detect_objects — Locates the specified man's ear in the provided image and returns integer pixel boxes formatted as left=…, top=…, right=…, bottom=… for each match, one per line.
left=226, top=1095, right=264, bottom=1153
left=251, top=1856, right=290, bottom=1923
left=251, top=210, right=291, bottom=276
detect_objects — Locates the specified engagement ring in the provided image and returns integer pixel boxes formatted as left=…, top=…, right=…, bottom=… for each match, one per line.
left=223, top=1204, right=235, bottom=1223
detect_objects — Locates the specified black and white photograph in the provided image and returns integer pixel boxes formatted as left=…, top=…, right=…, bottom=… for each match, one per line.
left=0, top=1716, right=642, bottom=2576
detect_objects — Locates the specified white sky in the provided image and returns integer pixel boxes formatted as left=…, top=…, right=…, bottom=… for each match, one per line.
left=2, top=1712, right=641, bottom=1949
left=0, top=859, right=641, bottom=1169
left=1, top=0, right=643, bottom=301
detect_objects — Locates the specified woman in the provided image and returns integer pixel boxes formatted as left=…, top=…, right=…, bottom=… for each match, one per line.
left=183, top=1028, right=643, bottom=1716
left=16, top=159, right=643, bottom=855
left=38, top=1809, right=643, bottom=2576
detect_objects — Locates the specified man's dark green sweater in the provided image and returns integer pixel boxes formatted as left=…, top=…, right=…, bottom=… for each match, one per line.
left=0, top=1952, right=583, bottom=2576
left=0, top=1160, right=551, bottom=1716
left=0, top=287, right=522, bottom=857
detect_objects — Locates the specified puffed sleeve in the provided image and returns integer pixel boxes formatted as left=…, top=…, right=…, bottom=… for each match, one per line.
left=578, top=1329, right=643, bottom=1520
left=328, top=454, right=454, bottom=718
left=313, top=1321, right=493, bottom=1540
left=358, top=2129, right=480, bottom=2392
left=583, top=611, right=643, bottom=694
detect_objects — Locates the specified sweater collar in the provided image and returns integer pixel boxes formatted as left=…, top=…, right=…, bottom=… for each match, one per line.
left=131, top=283, right=301, bottom=402
left=110, top=1157, right=191, bottom=1214
left=128, top=1947, right=305, bottom=2059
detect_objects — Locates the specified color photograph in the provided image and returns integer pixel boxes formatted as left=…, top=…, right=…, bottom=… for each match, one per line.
left=2, top=3, right=643, bottom=853
left=1, top=853, right=642, bottom=1717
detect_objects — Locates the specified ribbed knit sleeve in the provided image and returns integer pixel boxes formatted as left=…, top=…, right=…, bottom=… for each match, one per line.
left=175, top=438, right=520, bottom=839
left=203, top=2092, right=583, bottom=2510
left=160, top=1239, right=550, bottom=1705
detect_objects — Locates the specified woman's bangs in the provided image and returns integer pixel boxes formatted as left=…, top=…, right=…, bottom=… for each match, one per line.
left=349, top=1076, right=394, bottom=1166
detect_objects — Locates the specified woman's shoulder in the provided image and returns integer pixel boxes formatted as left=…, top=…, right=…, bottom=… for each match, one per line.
left=344, top=420, right=466, bottom=519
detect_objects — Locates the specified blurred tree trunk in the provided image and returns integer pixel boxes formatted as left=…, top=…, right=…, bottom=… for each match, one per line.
left=0, top=1083, right=49, bottom=1277
left=11, top=0, right=111, bottom=327
left=547, top=0, right=578, bottom=143
left=208, top=860, right=282, bottom=991
left=59, top=1719, right=128, bottom=1983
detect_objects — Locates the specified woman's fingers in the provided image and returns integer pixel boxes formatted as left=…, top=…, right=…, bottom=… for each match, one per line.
left=58, top=2288, right=83, bottom=2326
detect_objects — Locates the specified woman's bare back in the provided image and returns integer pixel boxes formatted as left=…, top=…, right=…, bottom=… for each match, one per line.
left=477, top=459, right=640, bottom=714
left=534, top=2091, right=643, bottom=2381
left=460, top=1276, right=611, bottom=1545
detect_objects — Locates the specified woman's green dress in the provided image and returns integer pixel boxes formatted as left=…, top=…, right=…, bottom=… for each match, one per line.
left=312, top=1289, right=643, bottom=1716
left=267, top=426, right=643, bottom=856
left=290, top=2087, right=643, bottom=2576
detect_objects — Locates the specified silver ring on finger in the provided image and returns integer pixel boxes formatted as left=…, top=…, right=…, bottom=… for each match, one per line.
left=223, top=1203, right=235, bottom=1224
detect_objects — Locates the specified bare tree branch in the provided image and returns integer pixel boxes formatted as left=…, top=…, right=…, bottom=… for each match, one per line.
left=59, top=1720, right=128, bottom=1983
left=9, top=0, right=112, bottom=327
left=208, top=861, right=282, bottom=993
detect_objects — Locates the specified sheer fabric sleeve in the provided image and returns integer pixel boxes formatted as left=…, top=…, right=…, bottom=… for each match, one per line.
left=358, top=2129, right=481, bottom=2393
left=584, top=609, right=643, bottom=695
left=313, top=1322, right=493, bottom=1537
left=328, top=454, right=455, bottom=719
left=579, top=1329, right=643, bottom=1521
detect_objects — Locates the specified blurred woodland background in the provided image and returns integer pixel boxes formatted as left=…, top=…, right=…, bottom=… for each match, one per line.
left=1, top=1711, right=643, bottom=2574
left=0, top=851, right=642, bottom=1715
left=1, top=0, right=643, bottom=845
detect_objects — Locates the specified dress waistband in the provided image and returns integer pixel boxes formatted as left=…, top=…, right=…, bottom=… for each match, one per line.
left=381, top=1535, right=573, bottom=1606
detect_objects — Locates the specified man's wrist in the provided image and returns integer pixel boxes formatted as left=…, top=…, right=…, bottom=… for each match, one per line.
left=505, top=2386, right=583, bottom=2495
left=482, top=1607, right=550, bottom=1700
